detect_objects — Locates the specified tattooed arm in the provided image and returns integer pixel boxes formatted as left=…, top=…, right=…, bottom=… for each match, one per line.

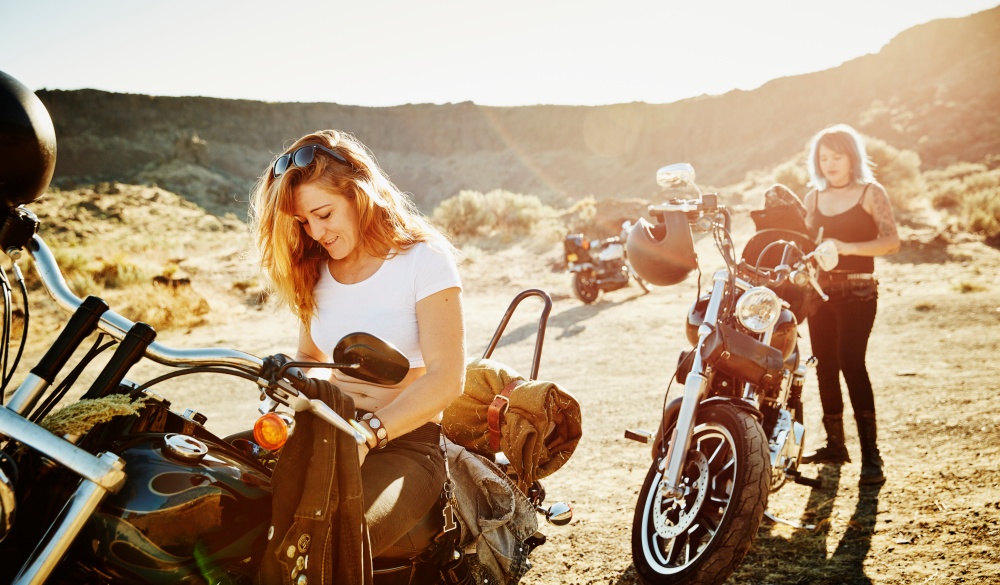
left=841, top=182, right=901, bottom=257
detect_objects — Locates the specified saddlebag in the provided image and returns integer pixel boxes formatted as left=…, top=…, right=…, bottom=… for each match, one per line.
left=700, top=323, right=784, bottom=390
left=442, top=359, right=582, bottom=494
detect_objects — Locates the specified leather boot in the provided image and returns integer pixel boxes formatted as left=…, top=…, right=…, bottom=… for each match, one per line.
left=802, top=414, right=851, bottom=464
left=856, top=411, right=886, bottom=485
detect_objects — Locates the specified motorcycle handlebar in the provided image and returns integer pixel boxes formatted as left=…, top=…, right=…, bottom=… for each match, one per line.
left=24, top=233, right=370, bottom=443
left=26, top=234, right=264, bottom=372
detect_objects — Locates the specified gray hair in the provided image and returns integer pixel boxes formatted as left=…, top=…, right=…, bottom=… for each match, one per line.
left=806, top=124, right=876, bottom=190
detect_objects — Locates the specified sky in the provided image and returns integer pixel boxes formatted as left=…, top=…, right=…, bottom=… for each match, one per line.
left=2, top=0, right=998, bottom=108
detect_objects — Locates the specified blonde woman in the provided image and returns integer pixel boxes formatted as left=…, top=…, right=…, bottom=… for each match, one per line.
left=249, top=129, right=465, bottom=557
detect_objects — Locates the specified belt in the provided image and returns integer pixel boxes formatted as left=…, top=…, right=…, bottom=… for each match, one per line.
left=821, top=272, right=876, bottom=282
left=356, top=411, right=441, bottom=445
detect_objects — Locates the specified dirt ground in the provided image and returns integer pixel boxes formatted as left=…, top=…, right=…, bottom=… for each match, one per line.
left=13, top=213, right=1000, bottom=585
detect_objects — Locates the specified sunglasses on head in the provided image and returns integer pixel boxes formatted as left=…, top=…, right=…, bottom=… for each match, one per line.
left=272, top=144, right=350, bottom=178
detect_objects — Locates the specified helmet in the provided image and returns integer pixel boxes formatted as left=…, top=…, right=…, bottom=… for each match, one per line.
left=625, top=213, right=697, bottom=286
left=0, top=70, right=56, bottom=209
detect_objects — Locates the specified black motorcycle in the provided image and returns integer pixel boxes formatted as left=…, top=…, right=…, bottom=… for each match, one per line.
left=623, top=164, right=838, bottom=585
left=0, top=72, right=574, bottom=585
left=563, top=221, right=650, bottom=304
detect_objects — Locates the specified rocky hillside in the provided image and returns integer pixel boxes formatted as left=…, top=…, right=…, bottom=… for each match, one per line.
left=36, top=6, right=1000, bottom=215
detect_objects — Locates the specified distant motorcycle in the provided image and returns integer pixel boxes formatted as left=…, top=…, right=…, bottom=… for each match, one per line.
left=563, top=221, right=650, bottom=303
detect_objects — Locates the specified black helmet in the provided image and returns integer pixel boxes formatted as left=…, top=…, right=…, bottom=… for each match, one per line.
left=625, top=213, right=697, bottom=286
left=0, top=70, right=56, bottom=209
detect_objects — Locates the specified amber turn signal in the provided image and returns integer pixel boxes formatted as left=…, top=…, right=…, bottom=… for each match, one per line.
left=253, top=412, right=289, bottom=450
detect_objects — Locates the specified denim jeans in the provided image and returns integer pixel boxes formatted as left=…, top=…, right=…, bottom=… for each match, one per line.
left=807, top=280, right=879, bottom=416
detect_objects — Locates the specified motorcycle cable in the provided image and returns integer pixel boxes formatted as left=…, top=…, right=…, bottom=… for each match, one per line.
left=712, top=220, right=740, bottom=319
left=131, top=365, right=262, bottom=395
left=29, top=334, right=117, bottom=424
left=0, top=266, right=11, bottom=398
left=1, top=263, right=30, bottom=394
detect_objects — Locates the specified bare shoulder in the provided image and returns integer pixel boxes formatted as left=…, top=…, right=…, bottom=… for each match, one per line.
left=863, top=182, right=895, bottom=214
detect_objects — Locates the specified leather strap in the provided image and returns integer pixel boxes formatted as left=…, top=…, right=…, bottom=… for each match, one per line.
left=488, top=379, right=524, bottom=452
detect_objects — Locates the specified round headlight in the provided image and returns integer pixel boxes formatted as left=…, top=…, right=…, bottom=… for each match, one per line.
left=735, top=287, right=781, bottom=332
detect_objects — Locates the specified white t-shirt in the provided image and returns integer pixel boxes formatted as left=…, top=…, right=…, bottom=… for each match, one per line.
left=309, top=238, right=462, bottom=367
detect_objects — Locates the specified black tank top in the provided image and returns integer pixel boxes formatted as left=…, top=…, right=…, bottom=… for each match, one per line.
left=814, top=185, right=877, bottom=273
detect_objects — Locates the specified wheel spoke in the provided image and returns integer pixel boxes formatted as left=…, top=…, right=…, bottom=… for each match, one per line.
left=634, top=409, right=767, bottom=580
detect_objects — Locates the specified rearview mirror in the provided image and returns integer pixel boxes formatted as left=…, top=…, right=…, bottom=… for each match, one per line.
left=656, top=163, right=697, bottom=189
left=813, top=240, right=839, bottom=272
left=333, top=333, right=410, bottom=385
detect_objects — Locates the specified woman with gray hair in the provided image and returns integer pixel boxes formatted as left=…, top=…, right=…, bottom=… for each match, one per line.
left=800, top=123, right=900, bottom=486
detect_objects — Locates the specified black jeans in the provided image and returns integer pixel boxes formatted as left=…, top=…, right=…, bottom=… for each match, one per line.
left=362, top=437, right=446, bottom=558
left=806, top=280, right=878, bottom=416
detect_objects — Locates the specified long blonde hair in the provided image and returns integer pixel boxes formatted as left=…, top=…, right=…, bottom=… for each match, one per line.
left=248, top=130, right=450, bottom=327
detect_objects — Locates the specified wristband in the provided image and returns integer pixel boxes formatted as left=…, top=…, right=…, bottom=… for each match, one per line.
left=360, top=412, right=389, bottom=449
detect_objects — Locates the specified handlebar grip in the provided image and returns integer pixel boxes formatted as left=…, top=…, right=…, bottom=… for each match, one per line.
left=30, top=295, right=108, bottom=383
left=83, top=322, right=157, bottom=400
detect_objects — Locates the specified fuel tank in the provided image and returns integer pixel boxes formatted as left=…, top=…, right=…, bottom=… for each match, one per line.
left=80, top=433, right=272, bottom=584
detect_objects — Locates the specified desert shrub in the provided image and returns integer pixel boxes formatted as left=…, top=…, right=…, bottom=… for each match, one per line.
left=20, top=251, right=149, bottom=296
left=924, top=164, right=1000, bottom=240
left=960, top=186, right=1000, bottom=241
left=928, top=178, right=965, bottom=210
left=89, top=255, right=148, bottom=289
left=432, top=190, right=493, bottom=238
left=772, top=160, right=809, bottom=198
left=866, top=137, right=924, bottom=211
left=568, top=197, right=598, bottom=226
left=433, top=189, right=553, bottom=240
left=485, top=190, right=548, bottom=235
left=116, top=282, right=210, bottom=330
left=953, top=279, right=987, bottom=293
left=923, top=162, right=988, bottom=183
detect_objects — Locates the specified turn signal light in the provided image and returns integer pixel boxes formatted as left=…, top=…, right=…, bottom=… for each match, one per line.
left=253, top=413, right=289, bottom=450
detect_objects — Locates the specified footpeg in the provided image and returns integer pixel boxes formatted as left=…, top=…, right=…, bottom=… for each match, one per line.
left=624, top=428, right=652, bottom=444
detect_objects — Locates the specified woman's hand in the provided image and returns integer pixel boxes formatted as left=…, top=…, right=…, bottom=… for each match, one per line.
left=357, top=441, right=370, bottom=466
left=827, top=238, right=852, bottom=255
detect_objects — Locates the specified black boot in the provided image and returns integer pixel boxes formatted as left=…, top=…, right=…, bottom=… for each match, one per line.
left=802, top=414, right=851, bottom=464
left=856, top=411, right=886, bottom=485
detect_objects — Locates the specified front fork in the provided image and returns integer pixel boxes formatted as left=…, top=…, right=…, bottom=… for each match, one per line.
left=657, top=271, right=728, bottom=499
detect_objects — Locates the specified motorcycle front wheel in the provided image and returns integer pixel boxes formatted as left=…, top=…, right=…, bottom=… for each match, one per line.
left=572, top=272, right=599, bottom=304
left=631, top=403, right=769, bottom=585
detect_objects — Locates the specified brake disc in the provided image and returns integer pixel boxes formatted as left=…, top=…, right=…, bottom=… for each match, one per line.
left=653, top=450, right=710, bottom=539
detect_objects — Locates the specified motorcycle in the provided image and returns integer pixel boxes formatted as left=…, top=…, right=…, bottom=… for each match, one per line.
left=563, top=221, right=650, bottom=304
left=0, top=75, right=575, bottom=585
left=623, top=164, right=838, bottom=585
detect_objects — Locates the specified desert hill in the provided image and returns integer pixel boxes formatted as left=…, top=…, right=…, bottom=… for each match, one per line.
left=36, top=6, right=1000, bottom=215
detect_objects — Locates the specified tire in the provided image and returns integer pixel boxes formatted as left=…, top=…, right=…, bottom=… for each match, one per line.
left=631, top=403, right=770, bottom=585
left=572, top=272, right=599, bottom=304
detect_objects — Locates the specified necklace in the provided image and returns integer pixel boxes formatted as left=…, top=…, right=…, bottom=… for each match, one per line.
left=828, top=179, right=854, bottom=189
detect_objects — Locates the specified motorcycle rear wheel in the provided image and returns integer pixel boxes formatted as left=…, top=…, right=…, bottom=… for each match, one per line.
left=572, top=273, right=599, bottom=304
left=631, top=403, right=769, bottom=585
